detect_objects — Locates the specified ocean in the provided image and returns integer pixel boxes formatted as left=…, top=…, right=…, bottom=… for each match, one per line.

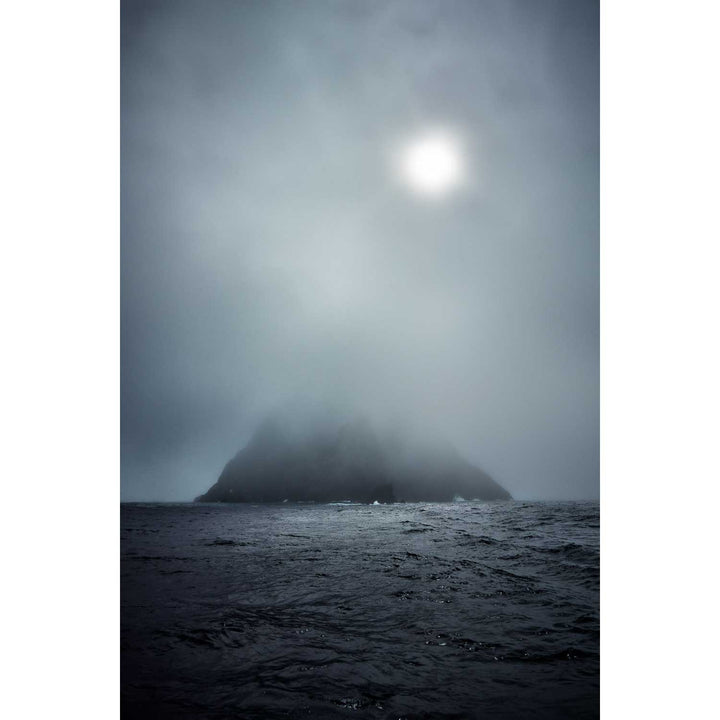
left=121, top=501, right=599, bottom=719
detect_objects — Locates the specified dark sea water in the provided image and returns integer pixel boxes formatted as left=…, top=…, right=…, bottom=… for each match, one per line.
left=122, top=501, right=599, bottom=719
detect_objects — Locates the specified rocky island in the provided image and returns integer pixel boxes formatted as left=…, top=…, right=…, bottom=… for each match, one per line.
left=195, top=415, right=511, bottom=503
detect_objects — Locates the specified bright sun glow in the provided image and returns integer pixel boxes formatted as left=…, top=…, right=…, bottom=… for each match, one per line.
left=400, top=132, right=463, bottom=196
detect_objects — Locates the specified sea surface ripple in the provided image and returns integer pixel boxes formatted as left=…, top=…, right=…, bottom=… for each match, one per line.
left=122, top=501, right=599, bottom=719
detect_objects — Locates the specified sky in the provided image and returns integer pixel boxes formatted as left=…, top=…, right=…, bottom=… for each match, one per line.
left=121, top=0, right=599, bottom=501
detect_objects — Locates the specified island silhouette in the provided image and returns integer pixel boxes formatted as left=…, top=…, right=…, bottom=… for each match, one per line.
left=196, top=414, right=511, bottom=503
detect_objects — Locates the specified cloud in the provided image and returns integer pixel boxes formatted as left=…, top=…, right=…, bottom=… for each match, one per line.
left=121, top=0, right=599, bottom=500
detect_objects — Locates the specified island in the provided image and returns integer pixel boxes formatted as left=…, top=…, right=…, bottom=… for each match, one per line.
left=195, top=414, right=512, bottom=503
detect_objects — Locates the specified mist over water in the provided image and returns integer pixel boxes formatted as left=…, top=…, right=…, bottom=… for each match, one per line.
left=121, top=3, right=599, bottom=716
left=121, top=0, right=599, bottom=503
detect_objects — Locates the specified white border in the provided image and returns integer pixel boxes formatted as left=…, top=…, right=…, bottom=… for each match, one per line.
left=602, top=1, right=719, bottom=717
left=1, top=1, right=119, bottom=717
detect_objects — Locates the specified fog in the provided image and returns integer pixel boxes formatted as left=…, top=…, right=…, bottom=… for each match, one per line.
left=121, top=0, right=599, bottom=502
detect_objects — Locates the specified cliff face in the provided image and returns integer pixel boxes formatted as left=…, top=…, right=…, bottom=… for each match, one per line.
left=195, top=416, right=512, bottom=503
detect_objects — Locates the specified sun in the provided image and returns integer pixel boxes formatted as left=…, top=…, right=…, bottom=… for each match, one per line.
left=400, top=131, right=463, bottom=196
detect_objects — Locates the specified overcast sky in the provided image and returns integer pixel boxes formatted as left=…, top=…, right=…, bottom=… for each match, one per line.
left=121, top=0, right=598, bottom=501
